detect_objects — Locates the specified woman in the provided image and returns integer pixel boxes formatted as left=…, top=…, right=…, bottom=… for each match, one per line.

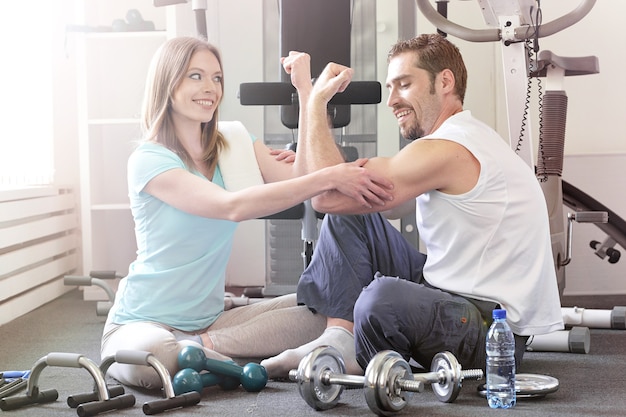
left=100, top=37, right=392, bottom=388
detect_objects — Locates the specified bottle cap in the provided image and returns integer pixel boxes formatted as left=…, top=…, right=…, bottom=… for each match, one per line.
left=492, top=308, right=506, bottom=319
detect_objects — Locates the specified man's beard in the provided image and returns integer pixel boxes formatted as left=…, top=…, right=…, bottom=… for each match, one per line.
left=400, top=122, right=425, bottom=141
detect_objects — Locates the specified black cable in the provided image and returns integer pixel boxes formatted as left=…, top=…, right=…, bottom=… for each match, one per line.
left=531, top=1, right=547, bottom=182
left=515, top=40, right=533, bottom=156
left=535, top=66, right=546, bottom=182
left=516, top=2, right=547, bottom=182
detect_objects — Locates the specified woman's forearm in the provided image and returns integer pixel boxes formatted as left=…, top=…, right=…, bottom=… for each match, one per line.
left=224, top=167, right=334, bottom=221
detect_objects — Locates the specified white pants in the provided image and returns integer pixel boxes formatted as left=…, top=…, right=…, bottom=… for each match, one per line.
left=100, top=293, right=325, bottom=388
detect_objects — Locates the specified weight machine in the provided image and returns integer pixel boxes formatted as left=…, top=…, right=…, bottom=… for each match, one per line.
left=416, top=0, right=625, bottom=352
left=150, top=0, right=625, bottom=332
left=239, top=0, right=381, bottom=296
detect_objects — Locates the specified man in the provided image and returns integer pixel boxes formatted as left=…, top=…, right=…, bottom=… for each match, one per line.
left=261, top=34, right=563, bottom=378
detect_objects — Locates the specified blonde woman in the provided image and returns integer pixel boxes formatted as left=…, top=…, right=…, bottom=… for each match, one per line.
left=100, top=36, right=393, bottom=389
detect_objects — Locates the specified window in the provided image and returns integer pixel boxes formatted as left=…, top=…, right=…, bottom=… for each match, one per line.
left=0, top=2, right=55, bottom=187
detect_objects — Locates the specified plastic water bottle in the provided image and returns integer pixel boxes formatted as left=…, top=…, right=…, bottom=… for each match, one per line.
left=486, top=308, right=516, bottom=409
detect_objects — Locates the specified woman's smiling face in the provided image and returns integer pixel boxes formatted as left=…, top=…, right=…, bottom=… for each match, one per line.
left=170, top=49, right=223, bottom=126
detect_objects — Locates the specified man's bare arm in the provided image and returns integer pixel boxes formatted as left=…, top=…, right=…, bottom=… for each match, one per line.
left=302, top=62, right=355, bottom=172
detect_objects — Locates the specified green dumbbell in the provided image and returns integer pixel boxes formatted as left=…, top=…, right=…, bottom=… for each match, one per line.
left=172, top=368, right=239, bottom=395
left=178, top=346, right=267, bottom=392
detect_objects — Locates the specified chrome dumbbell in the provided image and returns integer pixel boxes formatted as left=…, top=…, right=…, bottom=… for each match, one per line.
left=288, top=346, right=373, bottom=411
left=289, top=346, right=483, bottom=416
left=363, top=349, right=424, bottom=416
left=289, top=346, right=424, bottom=415
left=365, top=350, right=483, bottom=414
left=412, top=351, right=483, bottom=403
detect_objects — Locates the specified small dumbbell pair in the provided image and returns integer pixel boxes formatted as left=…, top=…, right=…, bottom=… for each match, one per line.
left=172, top=346, right=268, bottom=395
left=289, top=346, right=483, bottom=415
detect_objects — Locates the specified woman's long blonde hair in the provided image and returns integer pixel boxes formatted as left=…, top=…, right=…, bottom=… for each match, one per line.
left=140, top=36, right=227, bottom=173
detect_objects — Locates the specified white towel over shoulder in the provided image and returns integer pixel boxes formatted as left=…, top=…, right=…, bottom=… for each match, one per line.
left=217, top=121, right=264, bottom=191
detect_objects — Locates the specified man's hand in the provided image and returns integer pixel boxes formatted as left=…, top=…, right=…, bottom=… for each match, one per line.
left=281, top=51, right=312, bottom=94
left=311, top=62, right=354, bottom=104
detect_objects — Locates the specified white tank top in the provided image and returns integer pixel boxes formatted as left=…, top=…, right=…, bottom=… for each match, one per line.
left=416, top=110, right=563, bottom=335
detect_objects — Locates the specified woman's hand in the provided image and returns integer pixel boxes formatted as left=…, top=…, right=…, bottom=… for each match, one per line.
left=329, top=158, right=394, bottom=208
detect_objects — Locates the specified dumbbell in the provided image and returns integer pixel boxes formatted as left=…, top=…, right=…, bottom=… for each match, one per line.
left=289, top=346, right=483, bottom=416
left=410, top=351, right=483, bottom=403
left=289, top=346, right=422, bottom=414
left=177, top=346, right=268, bottom=392
left=172, top=368, right=240, bottom=395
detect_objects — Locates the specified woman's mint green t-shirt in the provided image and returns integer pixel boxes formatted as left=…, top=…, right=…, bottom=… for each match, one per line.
left=110, top=142, right=237, bottom=331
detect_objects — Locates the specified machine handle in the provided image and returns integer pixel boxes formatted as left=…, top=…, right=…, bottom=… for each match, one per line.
left=415, top=0, right=597, bottom=42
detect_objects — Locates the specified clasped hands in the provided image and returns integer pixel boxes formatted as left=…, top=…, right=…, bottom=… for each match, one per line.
left=279, top=51, right=392, bottom=210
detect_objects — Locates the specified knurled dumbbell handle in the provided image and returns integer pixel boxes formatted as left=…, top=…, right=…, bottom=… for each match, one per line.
left=397, top=369, right=483, bottom=394
left=458, top=369, right=484, bottom=380
left=289, top=368, right=366, bottom=388
left=396, top=379, right=425, bottom=393
left=413, top=368, right=484, bottom=385
left=323, top=372, right=365, bottom=388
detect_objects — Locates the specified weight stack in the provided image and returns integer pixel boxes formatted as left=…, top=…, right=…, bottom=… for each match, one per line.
left=537, top=90, right=568, bottom=177
left=264, top=219, right=306, bottom=295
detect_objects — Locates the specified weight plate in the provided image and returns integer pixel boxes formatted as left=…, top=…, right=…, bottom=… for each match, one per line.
left=429, top=351, right=462, bottom=403
left=296, top=346, right=346, bottom=410
left=364, top=350, right=413, bottom=416
left=477, top=373, right=560, bottom=398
